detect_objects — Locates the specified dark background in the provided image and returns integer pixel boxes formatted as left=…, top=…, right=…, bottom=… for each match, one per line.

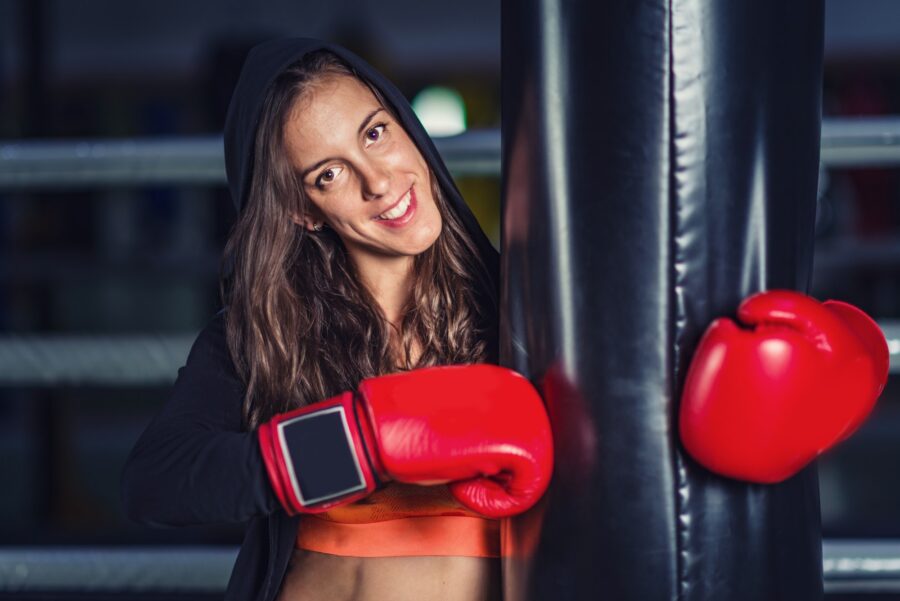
left=0, top=0, right=897, bottom=555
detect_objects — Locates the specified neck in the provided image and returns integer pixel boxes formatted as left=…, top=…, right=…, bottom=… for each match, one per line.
left=354, top=254, right=415, bottom=326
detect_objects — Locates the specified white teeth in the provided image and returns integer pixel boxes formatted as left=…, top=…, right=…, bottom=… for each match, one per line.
left=378, top=191, right=411, bottom=220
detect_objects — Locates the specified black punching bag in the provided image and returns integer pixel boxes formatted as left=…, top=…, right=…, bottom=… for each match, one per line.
left=500, top=1, right=824, bottom=600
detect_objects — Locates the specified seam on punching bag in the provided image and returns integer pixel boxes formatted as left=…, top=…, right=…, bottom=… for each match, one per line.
left=666, top=0, right=689, bottom=599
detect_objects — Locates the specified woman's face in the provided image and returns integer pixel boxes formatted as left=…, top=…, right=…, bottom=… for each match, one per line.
left=283, top=74, right=442, bottom=271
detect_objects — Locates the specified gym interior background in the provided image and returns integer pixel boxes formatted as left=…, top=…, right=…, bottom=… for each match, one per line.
left=0, top=0, right=899, bottom=597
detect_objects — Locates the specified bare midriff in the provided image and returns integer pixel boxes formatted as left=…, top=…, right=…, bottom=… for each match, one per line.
left=275, top=550, right=501, bottom=601
left=276, top=481, right=502, bottom=600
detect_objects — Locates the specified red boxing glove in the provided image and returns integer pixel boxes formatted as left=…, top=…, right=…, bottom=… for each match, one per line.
left=679, top=290, right=889, bottom=483
left=258, top=364, right=554, bottom=518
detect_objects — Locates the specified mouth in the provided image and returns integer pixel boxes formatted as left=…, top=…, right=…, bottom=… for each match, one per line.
left=374, top=187, right=416, bottom=226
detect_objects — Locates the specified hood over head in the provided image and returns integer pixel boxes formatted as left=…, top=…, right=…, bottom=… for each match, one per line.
left=222, top=37, right=499, bottom=288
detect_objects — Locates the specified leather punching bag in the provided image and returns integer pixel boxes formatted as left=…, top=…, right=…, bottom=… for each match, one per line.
left=500, top=1, right=825, bottom=599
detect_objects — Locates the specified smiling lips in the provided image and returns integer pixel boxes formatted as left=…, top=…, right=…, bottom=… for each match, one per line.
left=375, top=187, right=416, bottom=226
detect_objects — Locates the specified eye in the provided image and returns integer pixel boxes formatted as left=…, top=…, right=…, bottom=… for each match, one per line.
left=315, top=166, right=344, bottom=188
left=364, top=123, right=387, bottom=146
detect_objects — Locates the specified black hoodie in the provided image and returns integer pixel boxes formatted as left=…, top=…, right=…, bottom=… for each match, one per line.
left=122, top=38, right=499, bottom=601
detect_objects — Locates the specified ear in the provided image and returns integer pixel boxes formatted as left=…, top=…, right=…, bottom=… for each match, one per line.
left=290, top=210, right=325, bottom=232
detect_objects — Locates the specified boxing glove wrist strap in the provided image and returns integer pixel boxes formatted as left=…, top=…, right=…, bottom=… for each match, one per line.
left=258, top=392, right=384, bottom=515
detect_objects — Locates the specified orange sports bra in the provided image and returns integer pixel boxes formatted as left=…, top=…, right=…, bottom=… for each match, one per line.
left=295, top=482, right=501, bottom=558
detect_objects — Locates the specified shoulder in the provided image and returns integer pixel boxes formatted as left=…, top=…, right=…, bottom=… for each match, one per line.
left=183, top=308, right=241, bottom=386
left=163, top=308, right=246, bottom=424
left=193, top=308, right=227, bottom=350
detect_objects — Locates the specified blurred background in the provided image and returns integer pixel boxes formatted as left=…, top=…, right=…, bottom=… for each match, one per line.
left=0, top=0, right=899, bottom=598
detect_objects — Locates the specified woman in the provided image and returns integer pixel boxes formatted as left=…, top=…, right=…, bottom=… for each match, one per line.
left=122, top=38, right=553, bottom=601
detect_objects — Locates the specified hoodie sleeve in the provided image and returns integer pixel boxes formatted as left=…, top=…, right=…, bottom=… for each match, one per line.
left=121, top=311, right=279, bottom=527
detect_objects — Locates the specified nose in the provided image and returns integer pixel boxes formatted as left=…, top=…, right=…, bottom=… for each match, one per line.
left=358, top=159, right=391, bottom=200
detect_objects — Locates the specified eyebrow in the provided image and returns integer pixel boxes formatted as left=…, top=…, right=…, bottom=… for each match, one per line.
left=299, top=108, right=386, bottom=180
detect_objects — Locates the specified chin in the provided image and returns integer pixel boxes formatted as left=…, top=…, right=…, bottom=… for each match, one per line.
left=411, top=220, right=443, bottom=255
left=402, top=237, right=439, bottom=258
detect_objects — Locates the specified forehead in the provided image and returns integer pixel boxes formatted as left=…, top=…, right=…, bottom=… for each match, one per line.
left=284, top=75, right=381, bottom=159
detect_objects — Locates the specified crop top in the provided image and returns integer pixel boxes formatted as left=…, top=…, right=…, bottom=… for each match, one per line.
left=295, top=481, right=501, bottom=557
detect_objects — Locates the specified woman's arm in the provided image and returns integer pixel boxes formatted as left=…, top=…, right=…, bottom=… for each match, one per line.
left=121, top=310, right=279, bottom=527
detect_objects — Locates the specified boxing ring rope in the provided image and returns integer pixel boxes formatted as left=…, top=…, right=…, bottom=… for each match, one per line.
left=1, top=541, right=899, bottom=596
left=821, top=117, right=900, bottom=167
left=0, top=547, right=236, bottom=598
left=0, top=335, right=194, bottom=386
left=1, top=120, right=900, bottom=596
left=1, top=322, right=900, bottom=386
left=0, top=130, right=501, bottom=188
left=0, top=117, right=898, bottom=189
left=825, top=540, right=900, bottom=594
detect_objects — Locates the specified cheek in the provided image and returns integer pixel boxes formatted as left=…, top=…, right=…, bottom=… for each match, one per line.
left=317, top=191, right=360, bottom=223
left=424, top=194, right=443, bottom=238
left=415, top=149, right=430, bottom=173
left=391, top=133, right=428, bottom=171
left=431, top=212, right=444, bottom=241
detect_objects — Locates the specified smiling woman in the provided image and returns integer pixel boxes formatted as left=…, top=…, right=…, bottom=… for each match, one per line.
left=121, top=38, right=554, bottom=601
left=228, top=48, right=492, bottom=392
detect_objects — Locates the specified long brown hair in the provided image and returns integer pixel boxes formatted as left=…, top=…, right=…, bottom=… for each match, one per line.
left=220, top=51, right=497, bottom=430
